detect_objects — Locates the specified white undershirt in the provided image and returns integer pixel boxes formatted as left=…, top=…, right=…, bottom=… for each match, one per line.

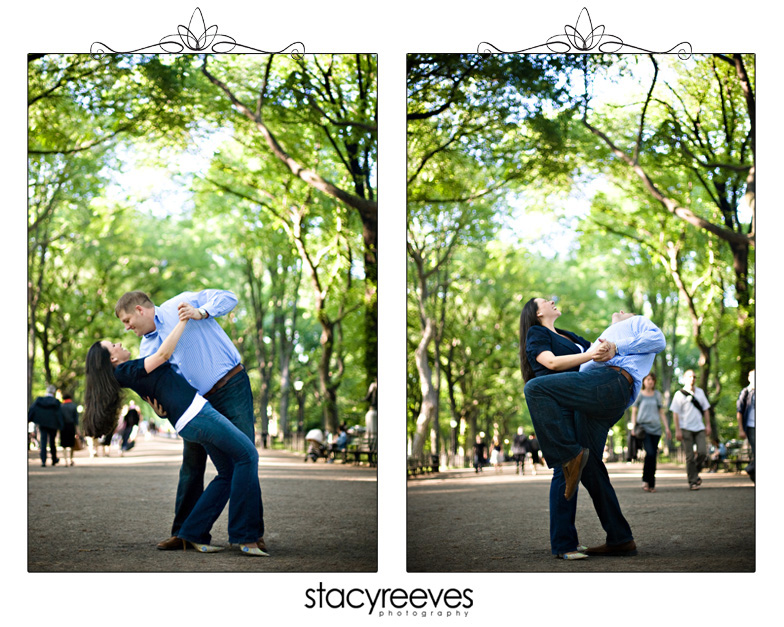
left=174, top=394, right=207, bottom=433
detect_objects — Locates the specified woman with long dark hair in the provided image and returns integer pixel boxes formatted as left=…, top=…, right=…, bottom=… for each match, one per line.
left=519, top=297, right=600, bottom=559
left=83, top=313, right=267, bottom=557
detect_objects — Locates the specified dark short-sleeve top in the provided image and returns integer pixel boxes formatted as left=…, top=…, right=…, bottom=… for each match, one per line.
left=114, top=358, right=198, bottom=428
left=525, top=325, right=591, bottom=378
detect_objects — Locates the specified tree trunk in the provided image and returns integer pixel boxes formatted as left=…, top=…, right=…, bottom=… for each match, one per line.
left=318, top=320, right=339, bottom=433
left=412, top=317, right=438, bottom=463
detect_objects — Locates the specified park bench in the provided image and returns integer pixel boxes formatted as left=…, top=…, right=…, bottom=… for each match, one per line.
left=406, top=454, right=438, bottom=477
left=726, top=455, right=751, bottom=473
left=346, top=434, right=377, bottom=466
left=723, top=441, right=752, bottom=474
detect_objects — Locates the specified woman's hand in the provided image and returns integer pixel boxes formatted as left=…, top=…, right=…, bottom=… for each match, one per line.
left=144, top=396, right=167, bottom=417
left=178, top=302, right=204, bottom=321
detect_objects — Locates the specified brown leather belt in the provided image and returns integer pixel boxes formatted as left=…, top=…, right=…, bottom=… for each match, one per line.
left=608, top=365, right=633, bottom=387
left=204, top=364, right=244, bottom=398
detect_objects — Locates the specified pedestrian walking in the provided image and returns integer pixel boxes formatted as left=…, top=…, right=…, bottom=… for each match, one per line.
left=473, top=435, right=486, bottom=473
left=120, top=401, right=140, bottom=453
left=28, top=385, right=63, bottom=467
left=59, top=393, right=80, bottom=467
left=512, top=427, right=528, bottom=474
left=670, top=369, right=711, bottom=490
left=736, top=369, right=755, bottom=483
left=630, top=372, right=670, bottom=492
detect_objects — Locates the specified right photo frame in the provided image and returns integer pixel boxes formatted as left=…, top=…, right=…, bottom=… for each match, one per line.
left=406, top=52, right=755, bottom=572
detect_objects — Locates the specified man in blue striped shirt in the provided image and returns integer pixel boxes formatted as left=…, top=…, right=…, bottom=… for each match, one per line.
left=115, top=289, right=265, bottom=551
left=524, top=312, right=666, bottom=557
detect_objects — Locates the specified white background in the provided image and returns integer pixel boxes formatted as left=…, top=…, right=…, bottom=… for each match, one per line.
left=6, top=1, right=779, bottom=624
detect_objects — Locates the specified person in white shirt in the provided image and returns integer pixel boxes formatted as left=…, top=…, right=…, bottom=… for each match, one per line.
left=669, top=369, right=711, bottom=490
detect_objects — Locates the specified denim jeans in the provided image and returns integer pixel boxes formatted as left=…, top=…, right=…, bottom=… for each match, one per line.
left=550, top=466, right=580, bottom=554
left=745, top=426, right=755, bottom=475
left=641, top=432, right=661, bottom=488
left=548, top=407, right=581, bottom=554
left=171, top=369, right=264, bottom=539
left=177, top=403, right=262, bottom=544
left=524, top=367, right=634, bottom=546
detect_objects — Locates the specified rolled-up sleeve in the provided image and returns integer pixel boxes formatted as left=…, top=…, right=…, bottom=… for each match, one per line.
left=614, top=317, right=666, bottom=356
left=190, top=289, right=238, bottom=318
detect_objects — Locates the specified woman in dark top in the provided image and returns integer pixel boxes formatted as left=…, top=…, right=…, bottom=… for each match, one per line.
left=519, top=297, right=600, bottom=560
left=83, top=315, right=267, bottom=557
left=60, top=393, right=80, bottom=466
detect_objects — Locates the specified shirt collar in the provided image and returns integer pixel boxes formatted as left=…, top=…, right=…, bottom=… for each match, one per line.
left=143, top=306, right=162, bottom=340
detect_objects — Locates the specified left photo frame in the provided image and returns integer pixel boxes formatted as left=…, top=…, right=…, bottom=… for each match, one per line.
left=27, top=51, right=378, bottom=572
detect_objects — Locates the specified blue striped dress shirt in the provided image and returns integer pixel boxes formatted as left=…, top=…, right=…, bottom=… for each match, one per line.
left=579, top=315, right=666, bottom=407
left=139, top=289, right=242, bottom=396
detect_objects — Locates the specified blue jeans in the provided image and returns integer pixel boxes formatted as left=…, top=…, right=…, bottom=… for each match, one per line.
left=177, top=403, right=262, bottom=544
left=641, top=432, right=661, bottom=488
left=171, top=369, right=264, bottom=539
left=524, top=368, right=634, bottom=546
left=550, top=466, right=580, bottom=554
left=548, top=407, right=581, bottom=555
left=745, top=426, right=755, bottom=476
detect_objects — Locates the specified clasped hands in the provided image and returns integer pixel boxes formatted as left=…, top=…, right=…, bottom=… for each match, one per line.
left=177, top=301, right=205, bottom=321
left=142, top=301, right=201, bottom=418
left=591, top=338, right=616, bottom=363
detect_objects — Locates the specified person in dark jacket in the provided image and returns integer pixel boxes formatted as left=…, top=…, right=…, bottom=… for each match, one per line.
left=28, top=385, right=63, bottom=467
left=473, top=435, right=487, bottom=473
left=120, top=401, right=140, bottom=454
left=59, top=393, right=80, bottom=466
left=512, top=427, right=529, bottom=475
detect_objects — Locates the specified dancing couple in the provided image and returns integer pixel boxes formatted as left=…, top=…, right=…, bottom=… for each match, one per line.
left=84, top=289, right=267, bottom=557
left=519, top=297, right=665, bottom=560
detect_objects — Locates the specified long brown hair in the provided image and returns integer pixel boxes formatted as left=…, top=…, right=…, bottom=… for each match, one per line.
left=83, top=342, right=124, bottom=437
left=519, top=297, right=542, bottom=383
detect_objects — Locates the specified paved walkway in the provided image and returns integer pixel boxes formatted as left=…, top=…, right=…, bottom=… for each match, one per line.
left=407, top=460, right=755, bottom=572
left=28, top=436, right=377, bottom=572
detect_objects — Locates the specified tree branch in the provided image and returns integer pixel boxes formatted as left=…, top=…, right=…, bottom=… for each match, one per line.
left=201, top=57, right=377, bottom=218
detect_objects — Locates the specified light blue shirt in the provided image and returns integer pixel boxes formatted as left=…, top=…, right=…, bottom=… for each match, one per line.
left=139, top=289, right=242, bottom=396
left=580, top=315, right=666, bottom=407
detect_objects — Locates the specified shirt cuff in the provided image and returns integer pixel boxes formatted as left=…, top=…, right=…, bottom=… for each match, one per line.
left=613, top=337, right=628, bottom=355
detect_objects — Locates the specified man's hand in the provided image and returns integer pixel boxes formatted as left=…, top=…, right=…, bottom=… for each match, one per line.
left=178, top=302, right=204, bottom=321
left=144, top=396, right=167, bottom=417
left=593, top=338, right=617, bottom=362
left=675, top=427, right=683, bottom=442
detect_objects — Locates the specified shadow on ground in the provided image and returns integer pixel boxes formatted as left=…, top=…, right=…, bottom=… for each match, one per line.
left=407, top=461, right=754, bottom=572
left=28, top=437, right=377, bottom=572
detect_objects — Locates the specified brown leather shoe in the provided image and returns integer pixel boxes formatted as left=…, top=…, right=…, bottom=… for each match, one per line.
left=562, top=448, right=589, bottom=501
left=585, top=540, right=637, bottom=556
left=157, top=535, right=189, bottom=551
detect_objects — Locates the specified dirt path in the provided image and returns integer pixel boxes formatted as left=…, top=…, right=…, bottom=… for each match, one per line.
left=407, top=460, right=754, bottom=572
left=28, top=436, right=377, bottom=572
